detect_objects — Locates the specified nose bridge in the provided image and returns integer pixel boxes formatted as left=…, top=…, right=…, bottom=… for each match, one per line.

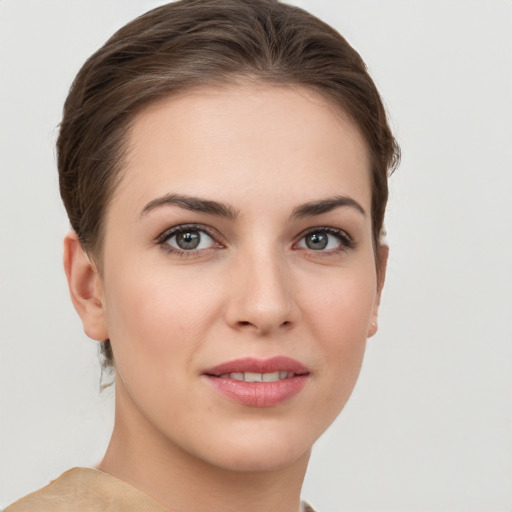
left=227, top=243, right=296, bottom=335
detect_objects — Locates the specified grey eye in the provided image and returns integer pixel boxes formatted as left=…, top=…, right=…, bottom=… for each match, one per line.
left=305, top=232, right=328, bottom=250
left=297, top=229, right=349, bottom=251
left=167, top=229, right=214, bottom=251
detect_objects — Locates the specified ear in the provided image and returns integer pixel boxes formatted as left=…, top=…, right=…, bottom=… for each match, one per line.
left=63, top=231, right=108, bottom=341
left=367, top=244, right=389, bottom=338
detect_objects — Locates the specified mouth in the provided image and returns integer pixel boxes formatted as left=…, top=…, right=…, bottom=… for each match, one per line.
left=203, top=357, right=310, bottom=407
left=216, top=371, right=299, bottom=382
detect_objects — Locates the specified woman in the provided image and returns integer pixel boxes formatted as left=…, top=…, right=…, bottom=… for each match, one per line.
left=5, top=0, right=399, bottom=510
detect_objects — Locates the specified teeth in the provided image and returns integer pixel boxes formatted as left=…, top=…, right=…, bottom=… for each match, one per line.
left=221, top=371, right=295, bottom=382
left=244, top=371, right=262, bottom=382
left=262, top=371, right=280, bottom=382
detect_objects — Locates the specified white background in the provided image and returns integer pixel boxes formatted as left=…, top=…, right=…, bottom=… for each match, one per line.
left=1, top=1, right=511, bottom=510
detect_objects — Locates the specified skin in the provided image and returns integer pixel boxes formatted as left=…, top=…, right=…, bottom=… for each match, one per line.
left=64, top=84, right=387, bottom=512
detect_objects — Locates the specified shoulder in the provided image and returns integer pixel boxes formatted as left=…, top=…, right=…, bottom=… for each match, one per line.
left=6, top=470, right=315, bottom=512
left=4, top=467, right=167, bottom=512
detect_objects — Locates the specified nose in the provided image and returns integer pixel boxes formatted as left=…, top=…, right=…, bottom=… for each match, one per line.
left=224, top=249, right=299, bottom=336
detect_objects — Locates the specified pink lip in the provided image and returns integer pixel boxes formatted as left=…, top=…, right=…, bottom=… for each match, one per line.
left=203, top=357, right=310, bottom=407
left=204, top=356, right=309, bottom=376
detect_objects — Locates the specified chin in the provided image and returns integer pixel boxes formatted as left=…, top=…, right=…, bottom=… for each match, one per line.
left=208, top=444, right=311, bottom=473
left=186, top=419, right=316, bottom=473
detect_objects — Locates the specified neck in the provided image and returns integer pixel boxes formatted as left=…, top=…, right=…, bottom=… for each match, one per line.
left=98, top=385, right=310, bottom=512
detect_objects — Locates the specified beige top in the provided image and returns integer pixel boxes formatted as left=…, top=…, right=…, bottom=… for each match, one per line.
left=5, top=467, right=316, bottom=512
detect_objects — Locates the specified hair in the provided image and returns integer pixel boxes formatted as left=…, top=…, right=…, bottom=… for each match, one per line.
left=57, top=0, right=400, bottom=371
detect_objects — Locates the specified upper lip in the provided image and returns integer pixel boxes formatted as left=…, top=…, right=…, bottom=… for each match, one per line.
left=203, top=356, right=309, bottom=376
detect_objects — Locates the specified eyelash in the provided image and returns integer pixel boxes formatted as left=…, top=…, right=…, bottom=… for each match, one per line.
left=155, top=224, right=356, bottom=257
left=295, top=227, right=356, bottom=253
left=156, top=224, right=223, bottom=257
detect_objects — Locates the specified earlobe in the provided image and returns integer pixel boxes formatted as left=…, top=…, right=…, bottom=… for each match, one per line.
left=63, top=231, right=108, bottom=341
left=367, top=244, right=389, bottom=338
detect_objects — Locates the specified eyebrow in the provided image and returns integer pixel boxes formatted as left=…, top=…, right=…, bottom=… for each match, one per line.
left=290, top=195, right=366, bottom=219
left=140, top=193, right=365, bottom=220
left=141, top=193, right=239, bottom=219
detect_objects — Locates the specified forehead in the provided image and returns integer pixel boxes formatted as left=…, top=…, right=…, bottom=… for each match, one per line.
left=115, top=84, right=371, bottom=213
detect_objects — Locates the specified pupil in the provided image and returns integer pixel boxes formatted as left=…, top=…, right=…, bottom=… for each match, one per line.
left=306, top=232, right=327, bottom=250
left=177, top=231, right=200, bottom=250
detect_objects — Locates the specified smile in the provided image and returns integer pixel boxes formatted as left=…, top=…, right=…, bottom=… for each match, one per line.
left=203, top=357, right=310, bottom=407
left=219, top=371, right=296, bottom=382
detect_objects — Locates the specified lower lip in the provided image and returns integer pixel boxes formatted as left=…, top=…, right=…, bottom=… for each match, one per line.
left=204, top=375, right=308, bottom=407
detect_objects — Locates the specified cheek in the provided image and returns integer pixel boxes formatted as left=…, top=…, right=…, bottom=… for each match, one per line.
left=304, top=264, right=377, bottom=341
left=102, top=266, right=223, bottom=369
left=301, top=265, right=377, bottom=404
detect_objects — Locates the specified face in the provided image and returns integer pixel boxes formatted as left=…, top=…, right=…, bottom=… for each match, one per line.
left=86, top=84, right=384, bottom=472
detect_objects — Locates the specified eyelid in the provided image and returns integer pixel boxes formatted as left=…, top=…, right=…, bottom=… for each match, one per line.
left=156, top=223, right=225, bottom=255
left=156, top=223, right=219, bottom=242
left=155, top=223, right=355, bottom=257
left=293, top=226, right=356, bottom=251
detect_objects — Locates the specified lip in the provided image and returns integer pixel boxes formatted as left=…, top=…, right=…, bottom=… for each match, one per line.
left=203, top=357, right=310, bottom=407
left=204, top=356, right=309, bottom=376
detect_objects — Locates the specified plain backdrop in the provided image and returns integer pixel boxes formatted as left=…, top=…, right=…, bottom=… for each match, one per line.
left=1, top=1, right=511, bottom=510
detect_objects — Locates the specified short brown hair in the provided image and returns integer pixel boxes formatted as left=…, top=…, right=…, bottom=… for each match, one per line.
left=57, top=0, right=400, bottom=368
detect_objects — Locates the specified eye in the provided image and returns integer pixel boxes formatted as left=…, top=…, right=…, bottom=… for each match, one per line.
left=157, top=224, right=221, bottom=255
left=295, top=228, right=354, bottom=252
